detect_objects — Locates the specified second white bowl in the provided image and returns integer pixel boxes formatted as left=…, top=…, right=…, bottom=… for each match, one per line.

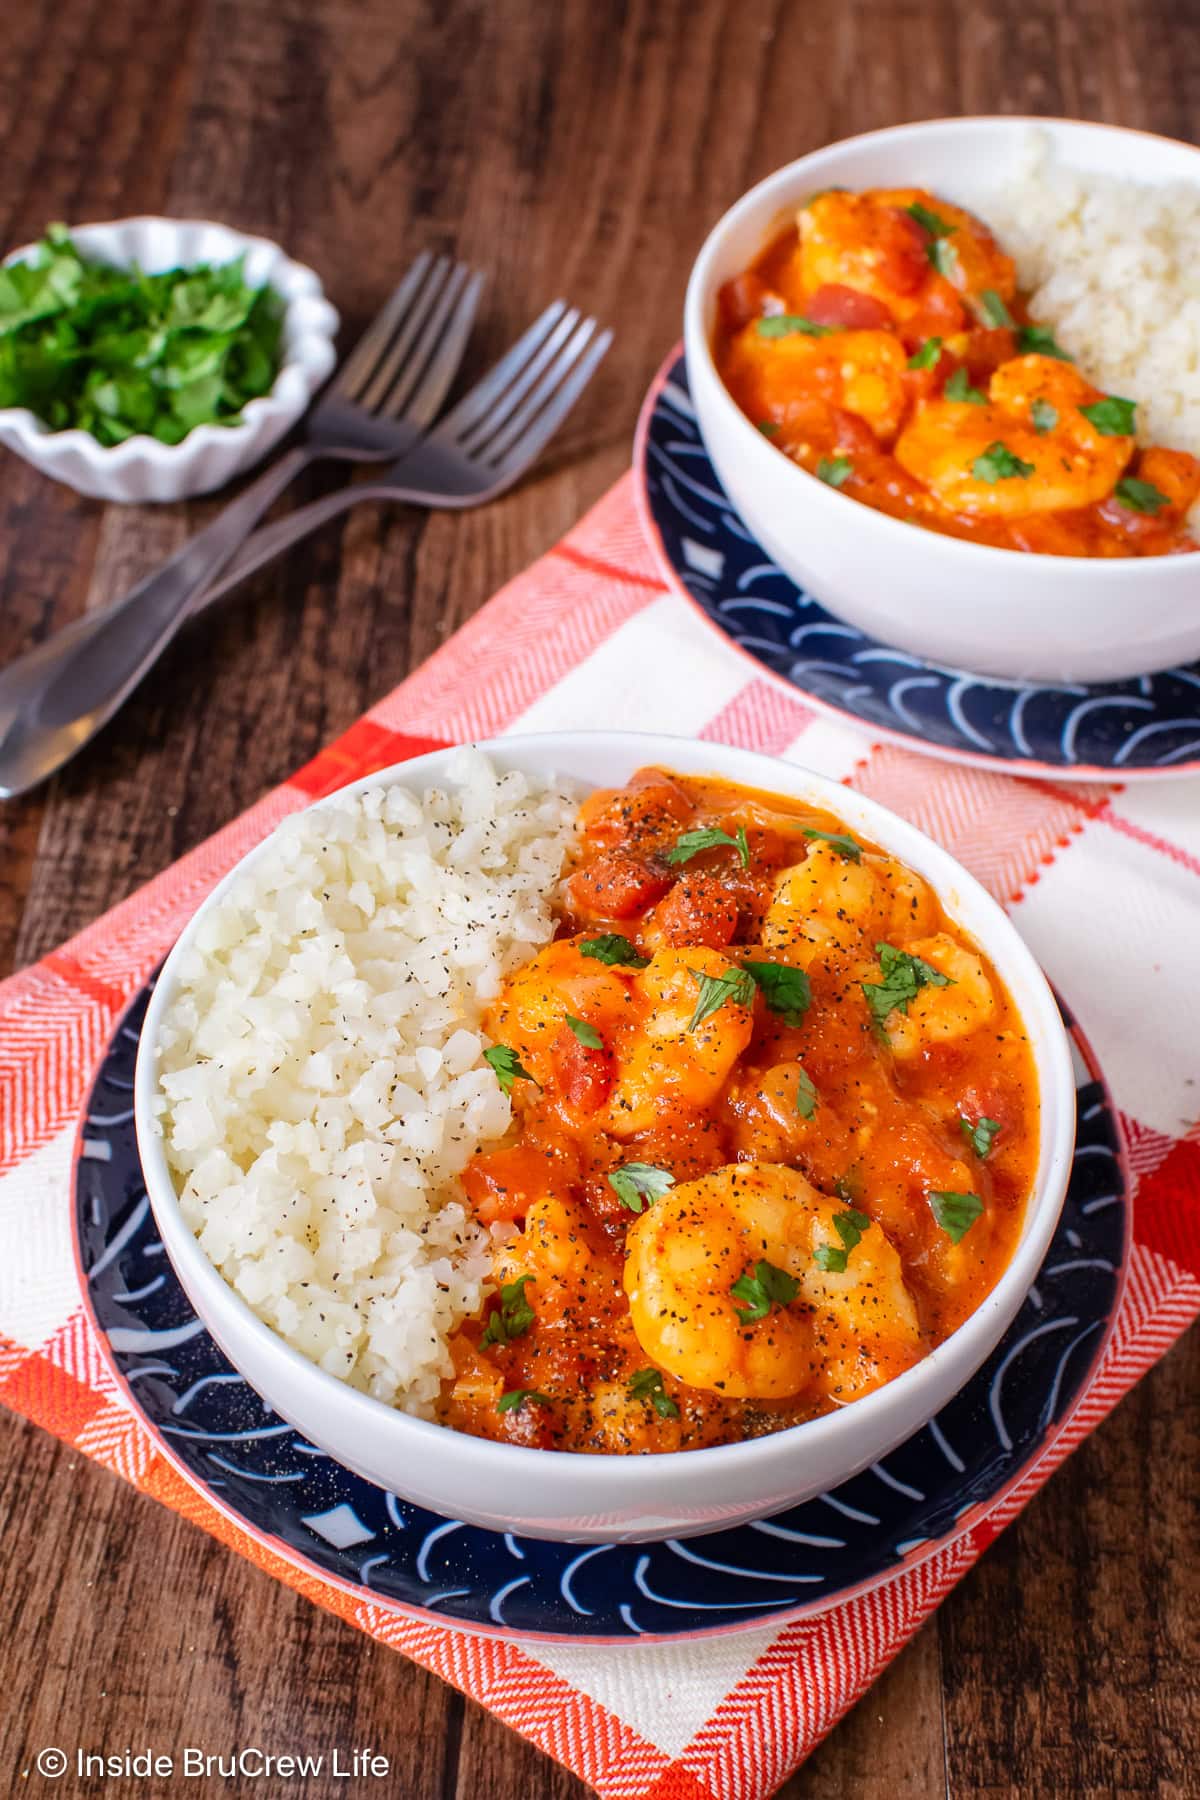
left=684, top=116, right=1200, bottom=683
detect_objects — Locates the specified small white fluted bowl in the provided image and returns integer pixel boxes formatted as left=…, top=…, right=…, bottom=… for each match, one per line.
left=684, top=116, right=1200, bottom=683
left=135, top=733, right=1076, bottom=1543
left=0, top=217, right=339, bottom=502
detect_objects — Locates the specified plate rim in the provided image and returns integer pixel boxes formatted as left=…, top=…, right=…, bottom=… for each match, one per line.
left=633, top=343, right=1200, bottom=786
left=71, top=985, right=1131, bottom=1647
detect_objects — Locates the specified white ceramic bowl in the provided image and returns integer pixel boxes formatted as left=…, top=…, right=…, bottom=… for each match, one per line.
left=684, top=116, right=1200, bottom=684
left=135, top=732, right=1076, bottom=1542
left=0, top=217, right=339, bottom=502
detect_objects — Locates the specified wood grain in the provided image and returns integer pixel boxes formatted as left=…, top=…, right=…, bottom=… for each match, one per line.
left=1, top=1, right=1197, bottom=1795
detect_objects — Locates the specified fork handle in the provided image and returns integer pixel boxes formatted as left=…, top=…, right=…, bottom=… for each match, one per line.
left=196, top=480, right=393, bottom=611
left=0, top=443, right=320, bottom=799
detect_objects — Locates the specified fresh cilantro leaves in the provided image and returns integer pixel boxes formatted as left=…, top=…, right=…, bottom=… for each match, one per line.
left=862, top=942, right=952, bottom=1028
left=0, top=226, right=283, bottom=445
left=628, top=1368, right=680, bottom=1419
left=907, top=202, right=955, bottom=239
left=1031, top=398, right=1058, bottom=434
left=483, top=1044, right=540, bottom=1095
left=742, top=960, right=812, bottom=1027
left=813, top=1206, right=872, bottom=1272
left=481, top=1275, right=536, bottom=1347
left=497, top=1388, right=553, bottom=1414
left=1115, top=476, right=1169, bottom=515
left=667, top=826, right=751, bottom=869
left=687, top=965, right=757, bottom=1031
left=971, top=441, right=1035, bottom=482
left=794, top=1065, right=819, bottom=1119
left=756, top=315, right=833, bottom=338
left=1080, top=395, right=1137, bottom=436
left=565, top=1013, right=604, bottom=1049
left=929, top=1190, right=984, bottom=1243
left=944, top=366, right=987, bottom=405
left=803, top=827, right=862, bottom=862
left=978, top=288, right=1015, bottom=328
left=908, top=336, right=943, bottom=370
left=928, top=238, right=960, bottom=281
left=608, top=1162, right=676, bottom=1213
left=816, top=455, right=854, bottom=489
left=1018, top=324, right=1072, bottom=360
left=731, top=1259, right=800, bottom=1322
left=960, top=1114, right=1002, bottom=1158
left=580, top=934, right=650, bottom=969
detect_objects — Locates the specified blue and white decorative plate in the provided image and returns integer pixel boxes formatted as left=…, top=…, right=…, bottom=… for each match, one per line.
left=75, top=980, right=1127, bottom=1644
left=635, top=349, right=1200, bottom=782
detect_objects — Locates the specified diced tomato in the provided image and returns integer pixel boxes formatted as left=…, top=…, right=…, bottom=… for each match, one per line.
left=962, top=327, right=1016, bottom=384
left=649, top=872, right=739, bottom=948
left=578, top=768, right=694, bottom=850
left=564, top=851, right=672, bottom=920
left=902, top=286, right=968, bottom=340
left=462, top=1142, right=574, bottom=1224
left=549, top=1023, right=613, bottom=1113
left=805, top=283, right=895, bottom=331
left=718, top=271, right=776, bottom=333
left=875, top=207, right=931, bottom=295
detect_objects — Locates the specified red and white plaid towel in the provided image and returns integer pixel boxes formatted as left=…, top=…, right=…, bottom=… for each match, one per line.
left=1, top=472, right=1197, bottom=1799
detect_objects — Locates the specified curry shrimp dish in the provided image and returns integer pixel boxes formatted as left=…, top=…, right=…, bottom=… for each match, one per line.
left=155, top=753, right=1038, bottom=1458
left=715, top=185, right=1200, bottom=556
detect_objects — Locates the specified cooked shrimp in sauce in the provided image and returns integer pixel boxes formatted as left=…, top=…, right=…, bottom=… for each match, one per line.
left=715, top=186, right=1200, bottom=556
left=440, top=769, right=1040, bottom=1453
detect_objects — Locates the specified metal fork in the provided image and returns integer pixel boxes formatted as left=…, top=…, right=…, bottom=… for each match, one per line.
left=0, top=252, right=483, bottom=799
left=195, top=300, right=613, bottom=612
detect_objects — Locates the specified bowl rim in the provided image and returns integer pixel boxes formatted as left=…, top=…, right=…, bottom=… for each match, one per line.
left=683, top=112, right=1200, bottom=575
left=0, top=213, right=338, bottom=464
left=134, top=730, right=1077, bottom=1491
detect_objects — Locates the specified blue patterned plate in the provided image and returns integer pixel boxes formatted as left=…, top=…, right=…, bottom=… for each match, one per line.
left=635, top=350, right=1200, bottom=781
left=75, top=979, right=1127, bottom=1643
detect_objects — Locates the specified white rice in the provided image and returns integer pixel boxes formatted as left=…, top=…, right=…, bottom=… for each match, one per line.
left=153, top=749, right=578, bottom=1416
left=986, top=132, right=1200, bottom=457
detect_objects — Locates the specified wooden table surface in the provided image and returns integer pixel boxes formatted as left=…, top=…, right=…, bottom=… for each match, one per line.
left=1, top=2, right=1197, bottom=1795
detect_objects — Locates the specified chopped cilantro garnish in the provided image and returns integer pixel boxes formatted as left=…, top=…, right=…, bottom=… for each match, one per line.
left=803, top=827, right=862, bottom=862
left=928, top=238, right=960, bottom=281
left=628, top=1368, right=680, bottom=1419
left=794, top=1065, right=818, bottom=1119
left=929, top=1190, right=984, bottom=1243
left=1080, top=395, right=1136, bottom=436
left=687, top=965, right=757, bottom=1031
left=497, top=1388, right=553, bottom=1414
left=971, top=441, right=1035, bottom=483
left=908, top=336, right=943, bottom=370
left=816, top=455, right=854, bottom=489
left=741, top=959, right=812, bottom=1027
left=862, top=942, right=952, bottom=1028
left=907, top=202, right=955, bottom=238
left=564, top=1013, right=604, bottom=1049
left=481, top=1275, right=536, bottom=1347
left=608, top=1163, right=676, bottom=1214
left=977, top=288, right=1015, bottom=328
left=731, top=1259, right=800, bottom=1323
left=580, top=934, right=650, bottom=969
left=757, top=419, right=781, bottom=436
left=960, top=1114, right=1002, bottom=1159
left=483, top=1044, right=540, bottom=1095
left=756, top=314, right=833, bottom=339
left=944, top=365, right=987, bottom=405
left=667, top=825, right=751, bottom=869
left=1031, top=398, right=1058, bottom=434
left=1114, top=476, right=1170, bottom=515
left=1018, top=324, right=1072, bottom=361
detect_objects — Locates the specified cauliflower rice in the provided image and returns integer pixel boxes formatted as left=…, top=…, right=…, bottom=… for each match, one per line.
left=154, top=750, right=578, bottom=1416
left=986, top=132, right=1200, bottom=458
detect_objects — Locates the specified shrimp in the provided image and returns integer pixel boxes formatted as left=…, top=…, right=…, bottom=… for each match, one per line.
left=798, top=189, right=1014, bottom=326
left=878, top=933, right=996, bottom=1059
left=722, top=323, right=909, bottom=442
left=485, top=939, right=635, bottom=1088
left=762, top=842, right=936, bottom=967
left=896, top=354, right=1134, bottom=517
left=494, top=1195, right=615, bottom=1324
left=607, top=946, right=756, bottom=1136
left=623, top=1163, right=921, bottom=1401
